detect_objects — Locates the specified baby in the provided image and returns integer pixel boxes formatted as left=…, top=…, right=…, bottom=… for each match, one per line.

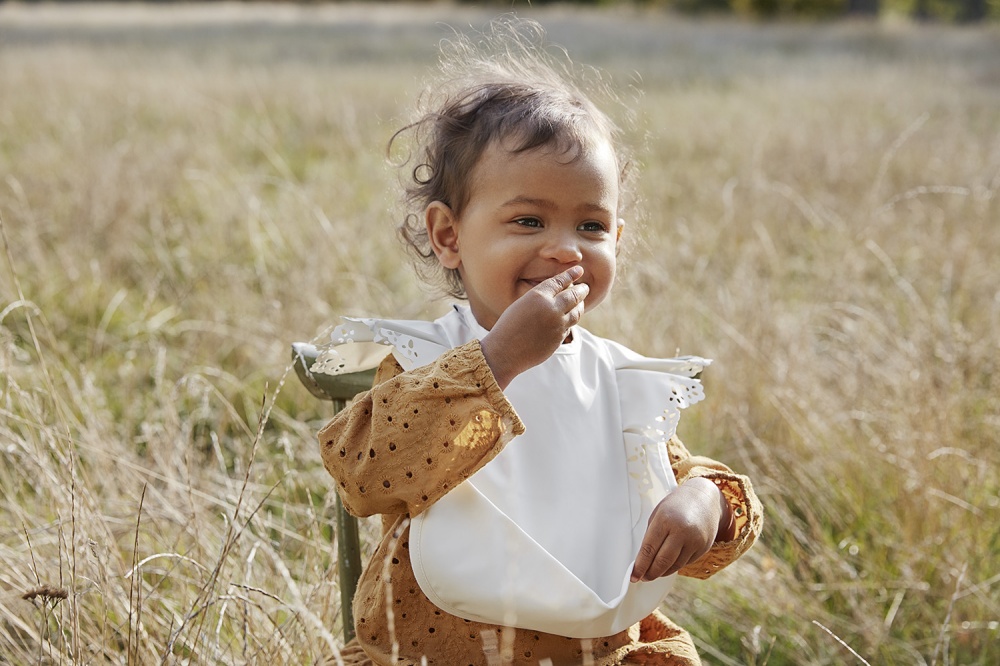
left=316, top=19, right=762, bottom=666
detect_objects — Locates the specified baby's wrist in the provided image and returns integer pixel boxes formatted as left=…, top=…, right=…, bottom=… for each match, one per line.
left=681, top=477, right=734, bottom=542
left=479, top=335, right=518, bottom=390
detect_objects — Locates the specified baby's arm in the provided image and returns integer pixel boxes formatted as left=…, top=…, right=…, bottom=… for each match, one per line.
left=631, top=437, right=763, bottom=583
left=318, top=341, right=524, bottom=518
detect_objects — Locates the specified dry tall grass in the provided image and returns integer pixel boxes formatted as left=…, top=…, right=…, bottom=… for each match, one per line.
left=1, top=4, right=998, bottom=664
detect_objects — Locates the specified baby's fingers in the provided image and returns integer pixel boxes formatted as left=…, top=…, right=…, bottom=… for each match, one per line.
left=632, top=532, right=674, bottom=583
left=555, top=281, right=589, bottom=315
left=534, top=266, right=584, bottom=298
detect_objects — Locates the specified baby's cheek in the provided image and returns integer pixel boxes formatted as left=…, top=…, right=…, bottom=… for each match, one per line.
left=583, top=287, right=609, bottom=312
left=587, top=271, right=616, bottom=309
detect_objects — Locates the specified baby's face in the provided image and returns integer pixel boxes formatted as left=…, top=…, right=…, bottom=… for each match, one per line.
left=451, top=139, right=620, bottom=330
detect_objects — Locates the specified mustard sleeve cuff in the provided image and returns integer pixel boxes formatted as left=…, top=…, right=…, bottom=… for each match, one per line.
left=665, top=437, right=763, bottom=579
left=677, top=463, right=763, bottom=579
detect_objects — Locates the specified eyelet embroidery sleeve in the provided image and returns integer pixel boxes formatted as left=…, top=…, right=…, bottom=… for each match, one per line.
left=665, top=436, right=763, bottom=580
left=318, top=340, right=525, bottom=519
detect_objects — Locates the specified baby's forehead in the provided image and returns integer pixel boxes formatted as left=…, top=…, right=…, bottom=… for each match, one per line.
left=466, top=137, right=620, bottom=206
left=452, top=125, right=620, bottom=214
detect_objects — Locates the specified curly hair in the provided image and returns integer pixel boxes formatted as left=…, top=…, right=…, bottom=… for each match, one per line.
left=389, top=17, right=635, bottom=299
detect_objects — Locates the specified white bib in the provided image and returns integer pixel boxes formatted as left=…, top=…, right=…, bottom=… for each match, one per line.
left=314, top=305, right=710, bottom=638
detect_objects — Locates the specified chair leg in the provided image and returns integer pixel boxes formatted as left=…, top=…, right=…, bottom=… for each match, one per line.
left=291, top=350, right=371, bottom=644
left=335, top=492, right=363, bottom=642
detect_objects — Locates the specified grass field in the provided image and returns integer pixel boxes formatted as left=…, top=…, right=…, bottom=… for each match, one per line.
left=1, top=3, right=998, bottom=664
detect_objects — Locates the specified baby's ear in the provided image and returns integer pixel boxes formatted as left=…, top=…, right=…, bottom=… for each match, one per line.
left=426, top=201, right=461, bottom=270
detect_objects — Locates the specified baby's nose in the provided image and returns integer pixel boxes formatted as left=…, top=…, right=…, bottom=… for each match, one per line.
left=542, top=233, right=584, bottom=263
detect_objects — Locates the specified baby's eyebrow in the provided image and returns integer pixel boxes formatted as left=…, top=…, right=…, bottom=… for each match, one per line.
left=500, top=196, right=611, bottom=215
left=500, top=195, right=555, bottom=210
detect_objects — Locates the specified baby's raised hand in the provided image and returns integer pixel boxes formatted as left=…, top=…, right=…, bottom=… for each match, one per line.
left=630, top=477, right=732, bottom=583
left=480, top=266, right=589, bottom=389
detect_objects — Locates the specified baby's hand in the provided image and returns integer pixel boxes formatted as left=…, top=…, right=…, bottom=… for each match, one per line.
left=480, top=266, right=588, bottom=389
left=630, top=477, right=730, bottom=583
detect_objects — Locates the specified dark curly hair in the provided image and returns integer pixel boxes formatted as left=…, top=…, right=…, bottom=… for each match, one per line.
left=389, top=18, right=635, bottom=299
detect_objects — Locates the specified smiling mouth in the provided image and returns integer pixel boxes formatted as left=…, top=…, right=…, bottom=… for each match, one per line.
left=520, top=277, right=556, bottom=290
left=520, top=276, right=587, bottom=290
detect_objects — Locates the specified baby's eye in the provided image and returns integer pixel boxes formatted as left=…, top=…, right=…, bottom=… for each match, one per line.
left=578, top=221, right=609, bottom=233
left=514, top=217, right=542, bottom=228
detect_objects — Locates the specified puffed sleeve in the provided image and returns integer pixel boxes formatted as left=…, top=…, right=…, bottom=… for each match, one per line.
left=666, top=436, right=763, bottom=580
left=318, top=340, right=524, bottom=519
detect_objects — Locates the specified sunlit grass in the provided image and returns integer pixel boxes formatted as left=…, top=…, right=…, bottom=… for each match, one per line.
left=1, top=4, right=998, bottom=664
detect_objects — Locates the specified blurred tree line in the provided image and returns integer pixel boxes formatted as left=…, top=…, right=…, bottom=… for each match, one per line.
left=693, top=0, right=994, bottom=20
left=491, top=0, right=1000, bottom=21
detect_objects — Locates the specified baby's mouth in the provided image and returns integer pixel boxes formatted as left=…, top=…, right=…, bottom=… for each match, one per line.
left=520, top=275, right=586, bottom=289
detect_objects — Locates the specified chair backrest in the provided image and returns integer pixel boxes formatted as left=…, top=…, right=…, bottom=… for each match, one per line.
left=292, top=342, right=375, bottom=642
left=292, top=342, right=377, bottom=403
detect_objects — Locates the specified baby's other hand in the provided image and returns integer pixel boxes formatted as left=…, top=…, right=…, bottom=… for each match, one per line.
left=481, top=266, right=588, bottom=388
left=630, top=477, right=730, bottom=583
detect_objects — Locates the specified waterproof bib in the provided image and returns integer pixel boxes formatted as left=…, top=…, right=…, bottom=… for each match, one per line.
left=313, top=305, right=709, bottom=638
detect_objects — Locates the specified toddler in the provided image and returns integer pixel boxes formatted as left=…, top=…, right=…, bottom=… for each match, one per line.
left=315, top=19, right=762, bottom=666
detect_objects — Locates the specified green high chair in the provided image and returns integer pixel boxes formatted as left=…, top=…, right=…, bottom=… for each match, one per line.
left=291, top=342, right=376, bottom=642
